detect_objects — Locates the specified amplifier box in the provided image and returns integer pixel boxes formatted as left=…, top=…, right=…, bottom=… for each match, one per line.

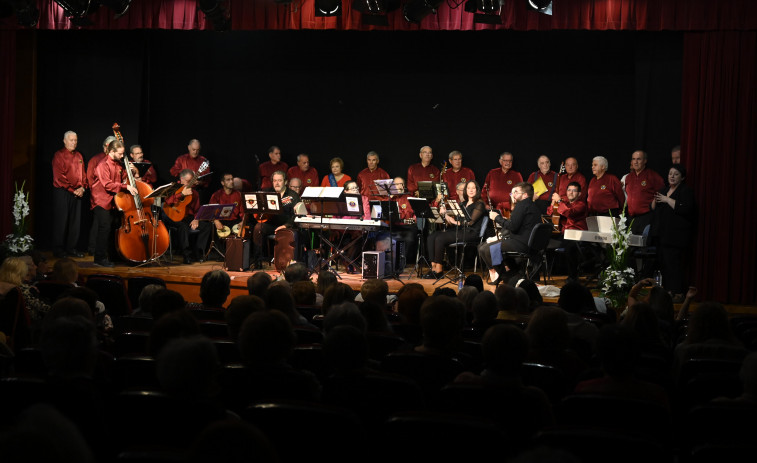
left=362, top=251, right=385, bottom=279
left=224, top=238, right=250, bottom=271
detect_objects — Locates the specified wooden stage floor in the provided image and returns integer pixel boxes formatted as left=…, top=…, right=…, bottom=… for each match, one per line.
left=60, top=253, right=756, bottom=316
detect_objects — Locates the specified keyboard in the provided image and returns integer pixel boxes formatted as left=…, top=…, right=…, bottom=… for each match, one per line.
left=564, top=229, right=646, bottom=247
left=295, top=216, right=387, bottom=231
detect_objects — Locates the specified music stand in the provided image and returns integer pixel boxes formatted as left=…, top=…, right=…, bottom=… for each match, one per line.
left=372, top=179, right=406, bottom=284
left=141, top=182, right=185, bottom=267
left=406, top=197, right=441, bottom=279
left=434, top=200, right=471, bottom=288
left=195, top=203, right=237, bottom=260
left=131, top=162, right=152, bottom=178
left=244, top=191, right=285, bottom=268
left=300, top=187, right=352, bottom=277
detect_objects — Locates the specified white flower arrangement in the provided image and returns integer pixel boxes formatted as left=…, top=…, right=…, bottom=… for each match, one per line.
left=598, top=205, right=635, bottom=309
left=2, top=181, right=34, bottom=256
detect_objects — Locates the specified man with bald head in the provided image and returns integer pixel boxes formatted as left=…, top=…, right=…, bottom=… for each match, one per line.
left=527, top=155, right=558, bottom=214
left=406, top=145, right=440, bottom=196
left=52, top=130, right=87, bottom=258
left=625, top=150, right=664, bottom=235
left=170, top=139, right=210, bottom=196
left=286, top=153, right=318, bottom=189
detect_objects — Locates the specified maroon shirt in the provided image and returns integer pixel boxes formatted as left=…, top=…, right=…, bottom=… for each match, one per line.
left=135, top=158, right=158, bottom=187
left=481, top=168, right=523, bottom=213
left=86, top=152, right=107, bottom=191
left=166, top=187, right=201, bottom=218
left=587, top=174, right=625, bottom=216
left=356, top=167, right=391, bottom=199
left=52, top=148, right=87, bottom=192
left=91, top=156, right=128, bottom=210
left=547, top=199, right=588, bottom=232
left=286, top=166, right=319, bottom=188
left=407, top=163, right=440, bottom=195
left=393, top=195, right=415, bottom=221
left=527, top=170, right=558, bottom=202
left=259, top=161, right=289, bottom=190
left=170, top=153, right=210, bottom=188
left=625, top=168, right=664, bottom=217
left=556, top=171, right=588, bottom=203
left=209, top=188, right=244, bottom=221
left=442, top=167, right=476, bottom=199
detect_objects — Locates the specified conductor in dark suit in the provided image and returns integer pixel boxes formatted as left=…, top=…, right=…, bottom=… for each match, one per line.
left=478, top=182, right=542, bottom=285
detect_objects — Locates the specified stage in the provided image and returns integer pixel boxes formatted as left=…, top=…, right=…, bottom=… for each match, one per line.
left=56, top=252, right=757, bottom=316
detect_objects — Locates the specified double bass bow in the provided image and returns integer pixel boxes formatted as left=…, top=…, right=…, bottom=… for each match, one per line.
left=112, top=123, right=170, bottom=263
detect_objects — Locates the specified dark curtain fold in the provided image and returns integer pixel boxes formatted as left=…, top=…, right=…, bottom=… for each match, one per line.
left=682, top=31, right=757, bottom=305
left=2, top=0, right=756, bottom=32
left=0, top=31, right=15, bottom=238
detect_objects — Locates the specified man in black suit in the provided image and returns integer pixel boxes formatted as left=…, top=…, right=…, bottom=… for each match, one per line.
left=477, top=182, right=542, bottom=285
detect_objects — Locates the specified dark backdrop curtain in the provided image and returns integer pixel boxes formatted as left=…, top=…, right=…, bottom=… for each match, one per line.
left=0, top=31, right=15, bottom=239
left=682, top=31, right=757, bottom=305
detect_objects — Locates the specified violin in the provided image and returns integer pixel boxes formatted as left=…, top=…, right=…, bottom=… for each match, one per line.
left=111, top=123, right=170, bottom=262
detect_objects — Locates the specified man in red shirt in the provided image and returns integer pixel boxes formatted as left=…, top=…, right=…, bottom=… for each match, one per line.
left=258, top=145, right=289, bottom=191
left=163, top=169, right=213, bottom=264
left=547, top=182, right=588, bottom=282
left=129, top=144, right=158, bottom=187
left=85, top=135, right=115, bottom=256
left=552, top=156, right=588, bottom=204
left=407, top=145, right=440, bottom=196
left=90, top=140, right=139, bottom=267
left=52, top=131, right=88, bottom=258
left=527, top=155, right=558, bottom=215
left=625, top=150, right=664, bottom=235
left=356, top=151, right=390, bottom=200
left=170, top=139, right=210, bottom=192
left=587, top=156, right=625, bottom=217
left=388, top=176, right=419, bottom=272
left=442, top=150, right=476, bottom=202
left=482, top=152, right=523, bottom=215
left=286, top=153, right=318, bottom=190
left=209, top=173, right=245, bottom=238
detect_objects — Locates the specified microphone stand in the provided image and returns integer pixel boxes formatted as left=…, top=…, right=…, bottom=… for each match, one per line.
left=435, top=200, right=470, bottom=288
left=376, top=181, right=404, bottom=286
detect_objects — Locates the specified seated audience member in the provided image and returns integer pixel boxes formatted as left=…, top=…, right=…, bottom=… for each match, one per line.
left=147, top=308, right=201, bottom=358
left=513, top=287, right=531, bottom=315
left=359, top=300, right=394, bottom=334
left=512, top=278, right=543, bottom=312
left=265, top=281, right=313, bottom=327
left=188, top=270, right=231, bottom=311
left=393, top=283, right=428, bottom=330
left=155, top=335, right=224, bottom=404
left=292, top=280, right=317, bottom=306
left=415, top=296, right=466, bottom=357
left=131, top=283, right=166, bottom=318
left=470, top=290, right=499, bottom=329
left=432, top=287, right=457, bottom=298
left=149, top=288, right=187, bottom=321
left=1, top=256, right=51, bottom=324
left=323, top=324, right=373, bottom=374
left=51, top=257, right=79, bottom=286
left=29, top=249, right=51, bottom=282
left=321, top=282, right=356, bottom=316
left=628, top=279, right=676, bottom=348
left=314, top=270, right=338, bottom=306
left=495, top=284, right=524, bottom=322
left=455, top=323, right=555, bottom=438
left=322, top=302, right=367, bottom=334
left=621, top=302, right=670, bottom=358
left=713, top=351, right=757, bottom=405
left=246, top=271, right=273, bottom=298
left=360, top=278, right=391, bottom=307
left=237, top=310, right=322, bottom=402
left=457, top=285, right=479, bottom=321
left=464, top=273, right=484, bottom=293
left=225, top=295, right=266, bottom=342
left=185, top=419, right=277, bottom=463
left=672, top=301, right=748, bottom=378
left=574, top=324, right=670, bottom=411
left=557, top=281, right=600, bottom=363
left=525, top=306, right=589, bottom=389
left=283, top=262, right=310, bottom=285
left=60, top=286, right=113, bottom=344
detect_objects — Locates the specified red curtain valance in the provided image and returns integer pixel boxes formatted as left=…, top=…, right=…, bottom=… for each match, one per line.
left=2, top=0, right=756, bottom=32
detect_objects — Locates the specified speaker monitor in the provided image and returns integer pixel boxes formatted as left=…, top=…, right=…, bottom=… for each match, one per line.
left=224, top=238, right=250, bottom=271
left=362, top=251, right=385, bottom=279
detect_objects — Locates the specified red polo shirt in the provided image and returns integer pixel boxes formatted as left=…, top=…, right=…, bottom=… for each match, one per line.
left=407, top=163, right=440, bottom=195
left=547, top=199, right=588, bottom=232
left=556, top=171, right=588, bottom=202
left=587, top=174, right=625, bottom=215
left=357, top=167, right=391, bottom=199
left=91, top=156, right=128, bottom=210
left=209, top=188, right=244, bottom=221
left=482, top=168, right=523, bottom=213
left=625, top=168, right=664, bottom=217
left=259, top=161, right=289, bottom=190
left=287, top=166, right=319, bottom=189
left=53, top=148, right=87, bottom=192
left=527, top=170, right=558, bottom=202
left=442, top=167, right=476, bottom=199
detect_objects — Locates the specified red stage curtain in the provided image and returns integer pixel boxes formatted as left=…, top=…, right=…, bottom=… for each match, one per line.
left=3, top=0, right=755, bottom=32
left=682, top=31, right=757, bottom=305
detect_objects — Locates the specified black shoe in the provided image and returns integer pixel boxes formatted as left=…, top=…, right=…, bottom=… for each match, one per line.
left=66, top=249, right=84, bottom=258
left=422, top=271, right=440, bottom=280
left=183, top=254, right=193, bottom=265
left=252, top=260, right=263, bottom=270
left=93, top=259, right=115, bottom=268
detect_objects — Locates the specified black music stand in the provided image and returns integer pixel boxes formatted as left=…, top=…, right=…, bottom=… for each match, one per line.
left=300, top=186, right=355, bottom=278
left=131, top=162, right=152, bottom=178
left=142, top=182, right=184, bottom=267
left=434, top=199, right=471, bottom=288
left=372, top=179, right=405, bottom=284
left=406, top=197, right=442, bottom=279
left=195, top=203, right=237, bottom=260
left=244, top=191, right=285, bottom=267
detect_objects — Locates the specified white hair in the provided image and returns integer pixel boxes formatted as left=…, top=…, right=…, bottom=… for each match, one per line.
left=593, top=156, right=608, bottom=170
left=63, top=131, right=77, bottom=139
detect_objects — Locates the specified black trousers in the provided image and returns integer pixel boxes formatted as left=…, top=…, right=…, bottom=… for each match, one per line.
left=92, top=206, right=113, bottom=262
left=659, top=245, right=685, bottom=295
left=163, top=214, right=213, bottom=257
left=477, top=238, right=529, bottom=272
left=427, top=227, right=478, bottom=264
left=53, top=187, right=82, bottom=254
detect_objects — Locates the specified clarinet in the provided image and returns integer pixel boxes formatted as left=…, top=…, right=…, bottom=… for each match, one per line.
left=485, top=182, right=504, bottom=240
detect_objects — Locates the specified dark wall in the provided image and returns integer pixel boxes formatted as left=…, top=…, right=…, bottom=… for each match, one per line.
left=34, top=29, right=681, bottom=250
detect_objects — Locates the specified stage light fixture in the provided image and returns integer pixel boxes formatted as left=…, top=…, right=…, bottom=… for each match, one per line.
left=53, top=0, right=131, bottom=26
left=526, top=0, right=552, bottom=15
left=353, top=0, right=400, bottom=26
left=315, top=0, right=341, bottom=17
left=199, top=0, right=230, bottom=31
left=1, top=0, right=40, bottom=27
left=403, top=0, right=443, bottom=24
left=465, top=0, right=503, bottom=25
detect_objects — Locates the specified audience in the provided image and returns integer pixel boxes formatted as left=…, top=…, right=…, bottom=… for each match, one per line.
left=225, top=294, right=265, bottom=341
left=321, top=282, right=356, bottom=315
left=291, top=280, right=317, bottom=306
left=246, top=271, right=273, bottom=298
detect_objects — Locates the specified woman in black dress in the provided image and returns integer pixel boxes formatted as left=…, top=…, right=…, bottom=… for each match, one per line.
left=425, top=180, right=486, bottom=279
left=651, top=164, right=696, bottom=302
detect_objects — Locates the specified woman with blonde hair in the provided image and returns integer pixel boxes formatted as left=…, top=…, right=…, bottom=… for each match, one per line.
left=0, top=257, right=52, bottom=338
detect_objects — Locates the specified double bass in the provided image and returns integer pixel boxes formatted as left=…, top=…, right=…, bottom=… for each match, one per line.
left=112, top=123, right=170, bottom=262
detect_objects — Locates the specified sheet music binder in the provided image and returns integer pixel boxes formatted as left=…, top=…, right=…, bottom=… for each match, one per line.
left=243, top=192, right=282, bottom=215
left=194, top=203, right=237, bottom=221
left=407, top=197, right=443, bottom=223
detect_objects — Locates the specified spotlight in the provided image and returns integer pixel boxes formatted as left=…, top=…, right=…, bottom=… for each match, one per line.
left=2, top=0, right=40, bottom=27
left=53, top=0, right=131, bottom=26
left=465, top=0, right=503, bottom=24
left=526, top=0, right=552, bottom=15
left=353, top=0, right=400, bottom=26
left=315, top=0, right=341, bottom=17
left=198, top=0, right=230, bottom=31
left=403, top=0, right=443, bottom=24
